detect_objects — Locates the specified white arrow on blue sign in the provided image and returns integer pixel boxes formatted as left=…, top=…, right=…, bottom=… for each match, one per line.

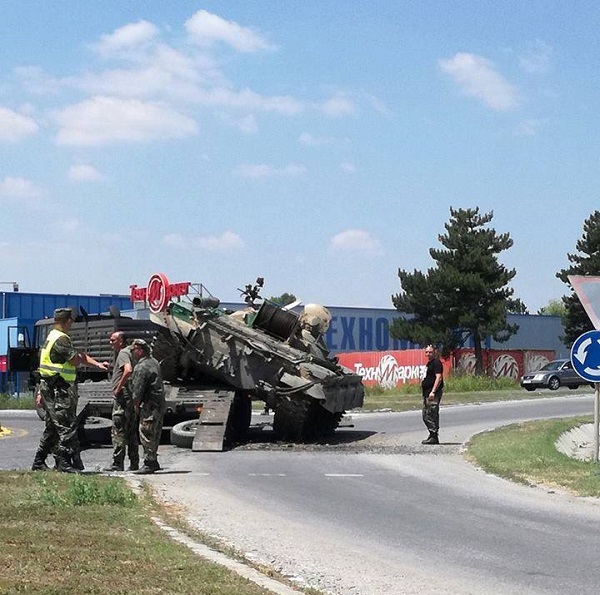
left=570, top=330, right=600, bottom=382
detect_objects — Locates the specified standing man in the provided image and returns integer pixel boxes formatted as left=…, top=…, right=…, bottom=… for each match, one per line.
left=421, top=345, right=444, bottom=445
left=104, top=332, right=139, bottom=472
left=129, top=339, right=165, bottom=475
left=31, top=308, right=109, bottom=472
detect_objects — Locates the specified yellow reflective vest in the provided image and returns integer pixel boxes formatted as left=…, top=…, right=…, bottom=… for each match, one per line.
left=39, top=328, right=76, bottom=384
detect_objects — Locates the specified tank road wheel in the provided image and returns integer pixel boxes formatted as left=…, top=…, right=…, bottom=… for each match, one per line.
left=151, top=328, right=183, bottom=382
left=170, top=420, right=199, bottom=449
left=224, top=391, right=252, bottom=445
left=273, top=397, right=343, bottom=442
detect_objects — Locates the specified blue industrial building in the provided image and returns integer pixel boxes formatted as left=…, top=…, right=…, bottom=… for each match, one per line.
left=0, top=288, right=566, bottom=394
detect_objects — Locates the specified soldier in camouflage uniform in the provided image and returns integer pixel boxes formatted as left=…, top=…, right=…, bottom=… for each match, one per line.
left=129, top=339, right=166, bottom=474
left=31, top=308, right=109, bottom=473
left=104, top=332, right=139, bottom=472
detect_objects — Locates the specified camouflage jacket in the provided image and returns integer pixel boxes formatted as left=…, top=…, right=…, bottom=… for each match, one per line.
left=131, top=356, right=165, bottom=407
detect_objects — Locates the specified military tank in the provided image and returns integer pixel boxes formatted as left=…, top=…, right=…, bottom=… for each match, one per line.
left=32, top=276, right=364, bottom=450
left=149, top=278, right=364, bottom=446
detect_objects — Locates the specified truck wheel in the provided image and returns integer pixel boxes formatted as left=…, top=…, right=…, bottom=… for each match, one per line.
left=81, top=416, right=112, bottom=445
left=170, top=420, right=199, bottom=448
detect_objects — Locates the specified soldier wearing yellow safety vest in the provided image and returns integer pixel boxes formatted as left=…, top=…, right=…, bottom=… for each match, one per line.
left=31, top=308, right=109, bottom=473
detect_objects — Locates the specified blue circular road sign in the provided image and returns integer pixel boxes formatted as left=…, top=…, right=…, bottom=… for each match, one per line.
left=570, top=330, right=600, bottom=382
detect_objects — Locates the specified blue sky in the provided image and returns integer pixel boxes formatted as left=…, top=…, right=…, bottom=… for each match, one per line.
left=1, top=1, right=599, bottom=312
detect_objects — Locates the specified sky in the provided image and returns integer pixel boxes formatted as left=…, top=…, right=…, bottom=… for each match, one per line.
left=1, top=1, right=600, bottom=312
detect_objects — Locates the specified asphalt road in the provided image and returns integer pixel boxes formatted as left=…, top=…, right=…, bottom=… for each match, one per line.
left=1, top=394, right=600, bottom=594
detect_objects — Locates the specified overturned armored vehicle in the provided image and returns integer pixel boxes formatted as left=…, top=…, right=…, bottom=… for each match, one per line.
left=149, top=277, right=364, bottom=448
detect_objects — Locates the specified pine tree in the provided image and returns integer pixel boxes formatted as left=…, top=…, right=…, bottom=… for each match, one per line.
left=391, top=207, right=520, bottom=375
left=556, top=210, right=600, bottom=346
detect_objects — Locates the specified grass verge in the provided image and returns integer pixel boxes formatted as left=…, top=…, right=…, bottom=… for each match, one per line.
left=466, top=416, right=600, bottom=497
left=0, top=472, right=283, bottom=595
left=360, top=377, right=593, bottom=412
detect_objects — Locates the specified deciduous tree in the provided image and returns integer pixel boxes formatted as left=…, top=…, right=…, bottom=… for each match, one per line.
left=390, top=207, right=520, bottom=375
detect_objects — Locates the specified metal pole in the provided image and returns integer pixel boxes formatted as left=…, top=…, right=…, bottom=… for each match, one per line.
left=595, top=383, right=600, bottom=463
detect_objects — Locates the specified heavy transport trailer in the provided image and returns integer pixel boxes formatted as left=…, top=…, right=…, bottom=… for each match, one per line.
left=28, top=280, right=365, bottom=450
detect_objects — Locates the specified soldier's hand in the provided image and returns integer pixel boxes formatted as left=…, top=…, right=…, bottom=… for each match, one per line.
left=35, top=393, right=44, bottom=408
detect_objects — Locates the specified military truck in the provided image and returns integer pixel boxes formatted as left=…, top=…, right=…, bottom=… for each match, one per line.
left=32, top=278, right=365, bottom=450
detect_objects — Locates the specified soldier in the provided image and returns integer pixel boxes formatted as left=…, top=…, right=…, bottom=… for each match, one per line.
left=421, top=345, right=444, bottom=445
left=31, top=308, right=109, bottom=472
left=104, top=332, right=139, bottom=472
left=129, top=339, right=166, bottom=474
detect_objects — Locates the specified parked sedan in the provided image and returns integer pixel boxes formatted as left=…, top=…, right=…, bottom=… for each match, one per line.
left=520, top=358, right=591, bottom=391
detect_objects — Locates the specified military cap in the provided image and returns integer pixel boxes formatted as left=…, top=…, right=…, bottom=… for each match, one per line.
left=130, top=338, right=150, bottom=351
left=54, top=307, right=73, bottom=321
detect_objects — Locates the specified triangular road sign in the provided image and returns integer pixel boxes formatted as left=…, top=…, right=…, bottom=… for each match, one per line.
left=568, top=275, right=600, bottom=330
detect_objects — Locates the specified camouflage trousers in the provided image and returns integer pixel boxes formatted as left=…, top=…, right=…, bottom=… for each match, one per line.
left=111, top=394, right=139, bottom=467
left=38, top=379, right=78, bottom=459
left=138, top=401, right=165, bottom=463
left=422, top=396, right=442, bottom=434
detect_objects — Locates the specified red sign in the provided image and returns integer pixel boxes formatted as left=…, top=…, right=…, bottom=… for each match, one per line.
left=130, top=273, right=191, bottom=313
left=0, top=355, right=6, bottom=373
left=338, top=348, right=556, bottom=389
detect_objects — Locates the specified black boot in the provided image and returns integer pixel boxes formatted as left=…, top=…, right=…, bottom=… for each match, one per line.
left=133, top=459, right=160, bottom=475
left=103, top=460, right=124, bottom=472
left=422, top=432, right=439, bottom=445
left=71, top=452, right=85, bottom=471
left=31, top=448, right=50, bottom=471
left=55, top=454, right=79, bottom=473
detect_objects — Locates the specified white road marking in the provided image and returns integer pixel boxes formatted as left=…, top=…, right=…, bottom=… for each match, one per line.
left=324, top=473, right=364, bottom=477
left=248, top=473, right=287, bottom=477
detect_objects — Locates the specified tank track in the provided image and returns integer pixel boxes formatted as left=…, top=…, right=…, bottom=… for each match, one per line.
left=273, top=396, right=343, bottom=442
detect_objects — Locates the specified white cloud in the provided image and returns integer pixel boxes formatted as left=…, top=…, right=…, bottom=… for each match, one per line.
left=93, top=20, right=159, bottom=56
left=340, top=162, right=356, bottom=173
left=198, top=87, right=303, bottom=115
left=0, top=106, right=38, bottom=141
left=319, top=94, right=356, bottom=117
left=63, top=218, right=81, bottom=232
left=219, top=112, right=258, bottom=133
left=163, top=230, right=244, bottom=251
left=514, top=119, right=540, bottom=137
left=519, top=40, right=553, bottom=74
left=0, top=176, right=42, bottom=198
left=299, top=132, right=334, bottom=146
left=439, top=52, right=519, bottom=111
left=14, top=66, right=63, bottom=95
left=55, top=96, right=198, bottom=146
left=329, top=229, right=383, bottom=253
left=69, top=164, right=103, bottom=181
left=185, top=10, right=275, bottom=53
left=235, top=163, right=306, bottom=179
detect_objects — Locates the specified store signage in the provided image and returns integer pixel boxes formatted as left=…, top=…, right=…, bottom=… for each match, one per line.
left=130, top=273, right=191, bottom=313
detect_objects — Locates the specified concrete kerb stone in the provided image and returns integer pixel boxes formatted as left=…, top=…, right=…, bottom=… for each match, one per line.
left=555, top=423, right=596, bottom=461
left=125, top=478, right=301, bottom=595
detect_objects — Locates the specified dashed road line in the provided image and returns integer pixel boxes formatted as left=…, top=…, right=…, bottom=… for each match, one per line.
left=324, top=473, right=364, bottom=477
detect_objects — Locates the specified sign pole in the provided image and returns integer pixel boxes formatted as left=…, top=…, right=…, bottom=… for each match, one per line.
left=595, top=383, right=600, bottom=463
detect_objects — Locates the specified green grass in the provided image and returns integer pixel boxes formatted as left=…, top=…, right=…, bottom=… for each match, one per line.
left=467, top=416, right=600, bottom=497
left=0, top=472, right=285, bottom=595
left=359, top=378, right=586, bottom=412
left=0, top=392, right=35, bottom=410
